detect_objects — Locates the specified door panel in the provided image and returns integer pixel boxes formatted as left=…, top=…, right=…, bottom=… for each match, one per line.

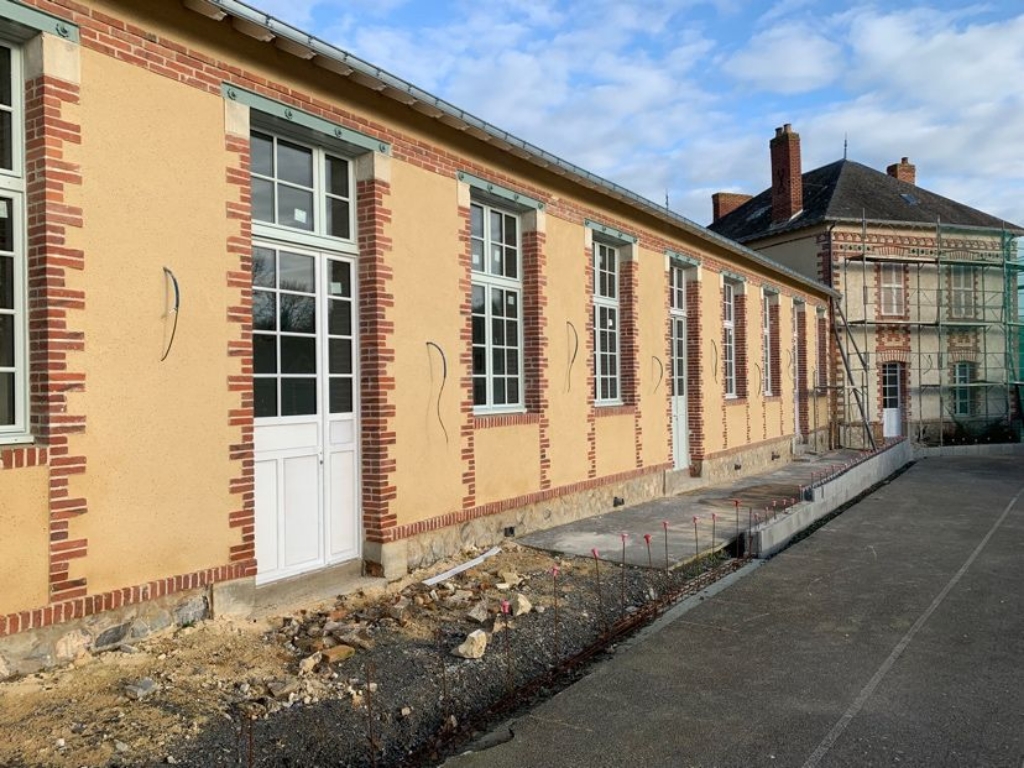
left=253, top=244, right=360, bottom=584
left=282, top=454, right=321, bottom=568
left=254, top=459, right=279, bottom=575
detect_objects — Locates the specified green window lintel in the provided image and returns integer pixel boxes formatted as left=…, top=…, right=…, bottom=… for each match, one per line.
left=0, top=0, right=78, bottom=43
left=222, top=84, right=390, bottom=155
left=458, top=171, right=543, bottom=211
left=586, top=219, right=637, bottom=245
left=666, top=249, right=699, bottom=267
left=722, top=270, right=747, bottom=283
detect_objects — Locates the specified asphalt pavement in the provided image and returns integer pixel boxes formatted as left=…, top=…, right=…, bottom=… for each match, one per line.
left=444, top=455, right=1024, bottom=768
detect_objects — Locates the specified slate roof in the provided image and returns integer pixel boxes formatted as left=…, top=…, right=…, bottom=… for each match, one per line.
left=708, top=159, right=1023, bottom=243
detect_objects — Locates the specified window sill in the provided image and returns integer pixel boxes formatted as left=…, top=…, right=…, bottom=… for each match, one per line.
left=473, top=412, right=539, bottom=429
left=0, top=433, right=35, bottom=447
left=595, top=404, right=635, bottom=417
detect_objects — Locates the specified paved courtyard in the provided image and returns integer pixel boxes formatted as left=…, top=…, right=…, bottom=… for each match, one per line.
left=446, top=455, right=1024, bottom=768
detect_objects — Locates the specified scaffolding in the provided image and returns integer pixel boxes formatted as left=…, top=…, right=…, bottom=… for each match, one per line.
left=833, top=221, right=1022, bottom=447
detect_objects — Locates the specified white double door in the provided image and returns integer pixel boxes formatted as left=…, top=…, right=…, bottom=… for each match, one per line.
left=252, top=242, right=359, bottom=584
left=882, top=362, right=903, bottom=438
left=669, top=265, right=689, bottom=469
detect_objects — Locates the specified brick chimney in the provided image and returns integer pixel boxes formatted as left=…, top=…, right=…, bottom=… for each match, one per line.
left=769, top=124, right=802, bottom=224
left=712, top=192, right=753, bottom=222
left=887, top=157, right=916, bottom=185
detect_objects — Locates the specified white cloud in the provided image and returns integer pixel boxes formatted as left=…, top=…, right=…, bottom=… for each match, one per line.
left=723, top=21, right=843, bottom=94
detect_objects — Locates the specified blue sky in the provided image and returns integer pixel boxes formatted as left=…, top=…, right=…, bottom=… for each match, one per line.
left=247, top=0, right=1024, bottom=227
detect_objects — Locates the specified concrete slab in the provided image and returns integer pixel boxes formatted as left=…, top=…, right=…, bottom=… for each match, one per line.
left=446, top=456, right=1024, bottom=768
left=518, top=447, right=874, bottom=569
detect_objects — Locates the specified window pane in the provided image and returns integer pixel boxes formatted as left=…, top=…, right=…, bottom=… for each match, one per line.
left=0, top=313, right=11, bottom=366
left=254, top=378, right=277, bottom=417
left=330, top=377, right=353, bottom=414
left=281, top=378, right=316, bottom=416
left=326, top=156, right=349, bottom=197
left=490, top=243, right=503, bottom=275
left=277, top=140, right=313, bottom=187
left=252, top=291, right=276, bottom=331
left=472, top=347, right=486, bottom=375
left=492, top=317, right=504, bottom=345
left=251, top=132, right=273, bottom=177
left=251, top=178, right=274, bottom=223
left=473, top=377, right=486, bottom=405
left=507, top=378, right=519, bottom=404
left=327, top=197, right=350, bottom=239
left=472, top=285, right=485, bottom=313
left=329, top=339, right=352, bottom=374
left=493, top=378, right=506, bottom=404
left=471, top=240, right=484, bottom=271
left=504, top=215, right=517, bottom=246
left=277, top=185, right=314, bottom=231
left=472, top=314, right=485, bottom=347
left=279, top=295, right=315, bottom=333
left=328, top=261, right=351, bottom=298
left=492, top=348, right=505, bottom=375
left=253, top=334, right=277, bottom=374
left=471, top=205, right=483, bottom=238
left=252, top=247, right=275, bottom=288
left=504, top=246, right=517, bottom=279
left=0, top=112, right=10, bottom=172
left=279, top=251, right=315, bottom=293
left=507, top=348, right=519, bottom=375
left=0, top=256, right=11, bottom=309
left=329, top=300, right=352, bottom=336
left=280, top=336, right=316, bottom=374
left=0, top=372, right=13, bottom=425
left=490, top=210, right=502, bottom=244
left=252, top=380, right=276, bottom=417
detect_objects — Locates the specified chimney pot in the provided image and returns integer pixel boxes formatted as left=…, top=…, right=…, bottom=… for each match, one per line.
left=887, top=157, right=916, bottom=185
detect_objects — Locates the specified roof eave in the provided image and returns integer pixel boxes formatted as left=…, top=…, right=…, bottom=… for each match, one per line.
left=187, top=0, right=837, bottom=299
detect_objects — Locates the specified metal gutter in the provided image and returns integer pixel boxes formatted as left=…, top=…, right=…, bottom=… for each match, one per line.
left=191, top=0, right=838, bottom=299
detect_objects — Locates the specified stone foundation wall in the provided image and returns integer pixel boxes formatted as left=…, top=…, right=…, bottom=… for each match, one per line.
left=0, top=589, right=209, bottom=680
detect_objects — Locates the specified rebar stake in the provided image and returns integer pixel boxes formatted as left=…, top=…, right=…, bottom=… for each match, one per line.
left=366, top=660, right=378, bottom=768
left=436, top=628, right=449, bottom=720
left=747, top=507, right=753, bottom=557
left=592, top=548, right=608, bottom=632
left=551, top=566, right=561, bottom=663
left=501, top=599, right=513, bottom=693
left=662, top=520, right=669, bottom=570
left=644, top=533, right=653, bottom=569
left=711, top=512, right=717, bottom=559
left=620, top=532, right=628, bottom=616
left=733, top=499, right=740, bottom=543
left=692, top=515, right=700, bottom=568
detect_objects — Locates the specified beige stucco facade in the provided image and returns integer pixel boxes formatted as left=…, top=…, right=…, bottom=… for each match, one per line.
left=0, top=0, right=834, bottom=661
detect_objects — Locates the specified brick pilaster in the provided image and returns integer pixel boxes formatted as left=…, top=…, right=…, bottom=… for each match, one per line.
left=359, top=176, right=397, bottom=541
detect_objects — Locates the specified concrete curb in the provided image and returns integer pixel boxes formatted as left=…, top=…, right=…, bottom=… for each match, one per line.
left=753, top=440, right=913, bottom=558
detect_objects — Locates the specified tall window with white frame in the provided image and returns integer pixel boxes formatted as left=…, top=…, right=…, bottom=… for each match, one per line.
left=953, top=361, right=972, bottom=417
left=250, top=130, right=352, bottom=239
left=723, top=281, right=736, bottom=398
left=0, top=40, right=25, bottom=439
left=950, top=265, right=975, bottom=318
left=879, top=263, right=905, bottom=316
left=471, top=201, right=522, bottom=411
left=762, top=291, right=775, bottom=396
left=593, top=242, right=620, bottom=404
left=249, top=127, right=356, bottom=419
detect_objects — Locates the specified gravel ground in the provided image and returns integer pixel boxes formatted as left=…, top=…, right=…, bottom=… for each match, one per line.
left=0, top=543, right=738, bottom=768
